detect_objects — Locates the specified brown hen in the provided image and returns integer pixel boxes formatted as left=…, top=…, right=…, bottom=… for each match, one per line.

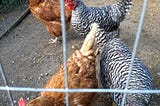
left=27, top=23, right=98, bottom=106
left=29, top=0, right=71, bottom=43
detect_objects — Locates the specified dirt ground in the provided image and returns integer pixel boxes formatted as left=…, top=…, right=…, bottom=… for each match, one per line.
left=0, top=0, right=160, bottom=106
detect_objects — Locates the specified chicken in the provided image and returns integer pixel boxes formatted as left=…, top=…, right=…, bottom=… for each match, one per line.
left=95, top=26, right=154, bottom=106
left=65, top=0, right=132, bottom=37
left=29, top=0, right=71, bottom=43
left=27, top=23, right=98, bottom=106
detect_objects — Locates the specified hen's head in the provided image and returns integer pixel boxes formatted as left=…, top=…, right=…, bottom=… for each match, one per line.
left=65, top=0, right=77, bottom=10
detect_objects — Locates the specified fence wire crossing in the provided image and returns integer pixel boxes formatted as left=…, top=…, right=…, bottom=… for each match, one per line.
left=121, top=0, right=149, bottom=105
left=0, top=0, right=157, bottom=106
left=60, top=0, right=69, bottom=106
left=0, top=63, right=14, bottom=106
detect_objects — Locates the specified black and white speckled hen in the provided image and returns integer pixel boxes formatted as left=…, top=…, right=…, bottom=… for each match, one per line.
left=65, top=0, right=132, bottom=36
left=95, top=26, right=154, bottom=106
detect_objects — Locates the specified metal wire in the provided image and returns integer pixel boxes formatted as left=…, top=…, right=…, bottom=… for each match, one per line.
left=60, top=0, right=69, bottom=106
left=0, top=87, right=160, bottom=94
left=121, top=0, right=149, bottom=105
left=0, top=63, right=14, bottom=106
left=0, top=0, right=159, bottom=106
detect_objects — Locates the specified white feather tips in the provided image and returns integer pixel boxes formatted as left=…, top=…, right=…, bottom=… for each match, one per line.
left=80, top=23, right=98, bottom=52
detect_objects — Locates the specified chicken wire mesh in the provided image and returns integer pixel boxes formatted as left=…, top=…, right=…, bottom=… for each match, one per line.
left=0, top=0, right=29, bottom=37
left=0, top=0, right=160, bottom=106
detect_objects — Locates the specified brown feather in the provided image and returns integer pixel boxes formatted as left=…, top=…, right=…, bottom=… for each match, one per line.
left=27, top=23, right=98, bottom=106
left=29, top=0, right=71, bottom=37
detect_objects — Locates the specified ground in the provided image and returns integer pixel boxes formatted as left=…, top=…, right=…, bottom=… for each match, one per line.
left=0, top=0, right=160, bottom=106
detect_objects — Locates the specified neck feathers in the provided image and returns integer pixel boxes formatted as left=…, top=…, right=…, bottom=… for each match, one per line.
left=95, top=28, right=120, bottom=52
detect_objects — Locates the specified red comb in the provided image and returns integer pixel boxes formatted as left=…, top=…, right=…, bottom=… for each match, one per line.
left=65, top=0, right=73, bottom=4
left=65, top=0, right=69, bottom=3
left=18, top=98, right=27, bottom=106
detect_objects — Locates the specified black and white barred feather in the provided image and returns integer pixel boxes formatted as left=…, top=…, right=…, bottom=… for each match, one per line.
left=71, top=0, right=132, bottom=36
left=95, top=28, right=153, bottom=106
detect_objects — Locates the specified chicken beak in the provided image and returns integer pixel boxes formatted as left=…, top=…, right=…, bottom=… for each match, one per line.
left=65, top=0, right=69, bottom=6
left=65, top=3, right=68, bottom=6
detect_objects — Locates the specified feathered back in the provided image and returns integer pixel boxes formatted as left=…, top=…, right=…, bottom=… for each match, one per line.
left=70, top=0, right=132, bottom=37
left=29, top=0, right=71, bottom=37
left=27, top=23, right=98, bottom=106
left=94, top=23, right=153, bottom=106
left=95, top=27, right=120, bottom=53
left=99, top=38, right=153, bottom=106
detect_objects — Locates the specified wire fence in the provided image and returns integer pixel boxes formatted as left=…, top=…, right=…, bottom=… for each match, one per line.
left=0, top=0, right=29, bottom=38
left=0, top=0, right=159, bottom=106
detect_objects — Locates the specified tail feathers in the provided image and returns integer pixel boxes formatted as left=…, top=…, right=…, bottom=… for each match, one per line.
left=80, top=23, right=98, bottom=53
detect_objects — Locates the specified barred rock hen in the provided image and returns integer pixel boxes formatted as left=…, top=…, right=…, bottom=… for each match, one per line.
left=95, top=27, right=154, bottom=106
left=65, top=0, right=132, bottom=36
left=27, top=23, right=98, bottom=106
left=29, top=0, right=71, bottom=43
